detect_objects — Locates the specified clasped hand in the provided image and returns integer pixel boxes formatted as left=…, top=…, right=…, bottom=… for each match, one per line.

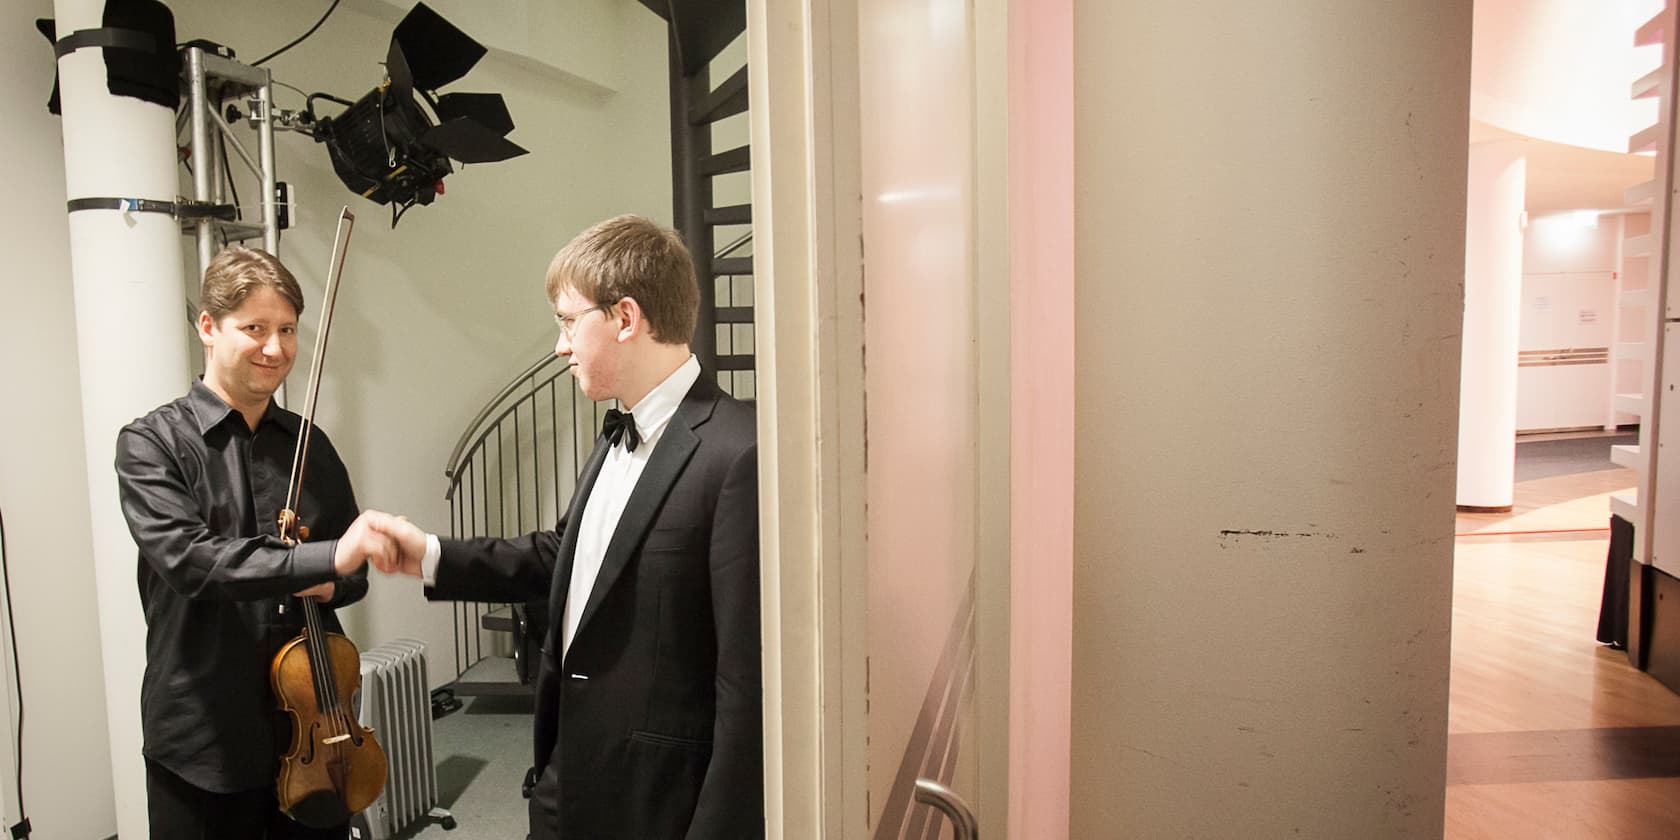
left=293, top=510, right=428, bottom=601
left=350, top=510, right=427, bottom=577
left=292, top=510, right=397, bottom=601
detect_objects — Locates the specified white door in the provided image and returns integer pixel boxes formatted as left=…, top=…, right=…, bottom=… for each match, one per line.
left=856, top=0, right=986, bottom=834
left=748, top=0, right=1040, bottom=837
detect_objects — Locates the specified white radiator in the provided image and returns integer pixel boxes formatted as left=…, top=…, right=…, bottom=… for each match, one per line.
left=349, top=638, right=454, bottom=838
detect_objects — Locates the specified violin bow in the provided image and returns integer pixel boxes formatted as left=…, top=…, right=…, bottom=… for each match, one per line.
left=279, top=207, right=356, bottom=542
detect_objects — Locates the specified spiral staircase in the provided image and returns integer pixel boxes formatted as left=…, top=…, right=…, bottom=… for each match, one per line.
left=442, top=0, right=754, bottom=695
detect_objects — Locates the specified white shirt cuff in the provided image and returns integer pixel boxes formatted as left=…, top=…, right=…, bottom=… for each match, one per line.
left=421, top=533, right=442, bottom=586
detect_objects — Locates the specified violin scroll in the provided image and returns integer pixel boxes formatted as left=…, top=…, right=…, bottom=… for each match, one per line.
left=277, top=508, right=311, bottom=542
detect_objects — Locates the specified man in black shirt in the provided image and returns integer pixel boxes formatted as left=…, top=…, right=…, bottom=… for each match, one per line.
left=115, top=246, right=393, bottom=839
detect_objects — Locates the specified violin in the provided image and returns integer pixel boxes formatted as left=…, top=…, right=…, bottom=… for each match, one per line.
left=270, top=208, right=387, bottom=828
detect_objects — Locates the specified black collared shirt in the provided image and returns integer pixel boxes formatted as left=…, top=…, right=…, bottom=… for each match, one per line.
left=115, top=380, right=368, bottom=793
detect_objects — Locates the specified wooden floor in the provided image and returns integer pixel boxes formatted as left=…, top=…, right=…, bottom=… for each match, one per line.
left=1447, top=464, right=1680, bottom=839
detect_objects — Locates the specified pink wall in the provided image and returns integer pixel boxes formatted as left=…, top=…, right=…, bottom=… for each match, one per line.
left=1008, top=0, right=1074, bottom=837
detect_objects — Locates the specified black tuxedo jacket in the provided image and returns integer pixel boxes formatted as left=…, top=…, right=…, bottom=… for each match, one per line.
left=428, top=375, right=763, bottom=839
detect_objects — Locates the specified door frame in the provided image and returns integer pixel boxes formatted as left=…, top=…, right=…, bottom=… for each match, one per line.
left=747, top=0, right=870, bottom=835
left=748, top=0, right=1016, bottom=836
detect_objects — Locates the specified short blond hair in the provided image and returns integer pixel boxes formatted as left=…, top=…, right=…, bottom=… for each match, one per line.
left=544, top=215, right=698, bottom=345
left=200, top=246, right=304, bottom=320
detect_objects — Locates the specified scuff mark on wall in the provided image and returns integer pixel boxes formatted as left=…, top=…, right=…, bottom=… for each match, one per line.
left=1217, top=528, right=1340, bottom=549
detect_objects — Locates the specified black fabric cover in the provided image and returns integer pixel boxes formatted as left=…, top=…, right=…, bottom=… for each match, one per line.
left=101, top=0, right=179, bottom=110
left=37, top=0, right=179, bottom=116
left=36, top=18, right=61, bottom=114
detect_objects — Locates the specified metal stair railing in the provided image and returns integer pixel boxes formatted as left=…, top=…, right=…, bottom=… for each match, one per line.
left=441, top=352, right=603, bottom=693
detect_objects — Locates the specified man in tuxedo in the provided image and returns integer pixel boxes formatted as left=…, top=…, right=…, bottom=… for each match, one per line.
left=367, top=215, right=762, bottom=839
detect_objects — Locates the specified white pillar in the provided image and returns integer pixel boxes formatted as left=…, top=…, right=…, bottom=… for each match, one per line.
left=53, top=1, right=190, bottom=836
left=1072, top=2, right=1468, bottom=836
left=1457, top=141, right=1527, bottom=510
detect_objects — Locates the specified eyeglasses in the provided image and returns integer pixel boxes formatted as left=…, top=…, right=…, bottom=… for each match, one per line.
left=553, top=303, right=610, bottom=340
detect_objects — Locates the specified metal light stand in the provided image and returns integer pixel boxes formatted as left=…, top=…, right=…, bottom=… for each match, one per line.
left=179, top=46, right=280, bottom=280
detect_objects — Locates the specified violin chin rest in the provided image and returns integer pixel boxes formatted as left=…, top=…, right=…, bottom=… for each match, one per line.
left=283, top=789, right=350, bottom=830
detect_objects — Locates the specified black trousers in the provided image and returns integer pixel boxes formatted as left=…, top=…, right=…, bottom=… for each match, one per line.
left=145, top=758, right=348, bottom=840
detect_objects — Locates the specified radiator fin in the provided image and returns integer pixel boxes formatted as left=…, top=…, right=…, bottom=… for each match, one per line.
left=352, top=639, right=439, bottom=839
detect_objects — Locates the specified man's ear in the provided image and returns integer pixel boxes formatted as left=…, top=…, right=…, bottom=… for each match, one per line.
left=196, top=311, right=216, bottom=346
left=614, top=296, right=645, bottom=343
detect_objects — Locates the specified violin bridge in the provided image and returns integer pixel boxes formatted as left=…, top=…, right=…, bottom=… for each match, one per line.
left=323, top=734, right=352, bottom=745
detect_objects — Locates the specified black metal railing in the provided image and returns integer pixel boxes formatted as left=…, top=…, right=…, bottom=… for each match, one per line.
left=441, top=353, right=601, bottom=691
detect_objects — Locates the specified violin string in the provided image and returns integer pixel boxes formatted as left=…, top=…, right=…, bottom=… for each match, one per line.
left=305, top=602, right=325, bottom=716
left=310, top=602, right=344, bottom=735
left=313, top=599, right=356, bottom=741
left=313, top=609, right=332, bottom=724
left=305, top=605, right=330, bottom=741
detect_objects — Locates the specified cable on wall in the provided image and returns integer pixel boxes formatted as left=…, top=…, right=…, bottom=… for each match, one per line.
left=251, top=0, right=343, bottom=66
left=0, top=507, right=28, bottom=838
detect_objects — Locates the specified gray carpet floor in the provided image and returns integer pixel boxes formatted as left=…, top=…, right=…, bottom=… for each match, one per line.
left=396, top=694, right=534, bottom=839
left=1513, top=432, right=1636, bottom=482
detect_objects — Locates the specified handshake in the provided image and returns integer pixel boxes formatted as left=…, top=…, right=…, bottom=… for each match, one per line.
left=329, top=510, right=432, bottom=579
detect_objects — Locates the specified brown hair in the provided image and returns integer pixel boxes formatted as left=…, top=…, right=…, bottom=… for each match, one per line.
left=200, top=246, right=304, bottom=320
left=544, top=215, right=698, bottom=345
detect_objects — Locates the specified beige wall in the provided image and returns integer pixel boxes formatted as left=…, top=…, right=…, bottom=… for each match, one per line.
left=1071, top=3, right=1469, bottom=837
left=0, top=4, right=117, bottom=837
left=0, top=0, right=671, bottom=834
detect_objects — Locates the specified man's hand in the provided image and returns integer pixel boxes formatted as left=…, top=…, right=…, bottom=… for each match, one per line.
left=333, top=510, right=399, bottom=576
left=363, top=511, right=428, bottom=578
left=294, top=582, right=336, bottom=602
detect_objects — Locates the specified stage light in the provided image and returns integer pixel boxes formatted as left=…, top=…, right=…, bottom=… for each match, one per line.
left=38, top=1, right=526, bottom=229
left=309, top=2, right=527, bottom=226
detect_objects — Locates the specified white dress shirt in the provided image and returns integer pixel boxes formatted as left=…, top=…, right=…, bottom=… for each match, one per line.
left=420, top=356, right=701, bottom=659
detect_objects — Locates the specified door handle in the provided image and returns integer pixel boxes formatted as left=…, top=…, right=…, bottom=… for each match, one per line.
left=914, top=778, right=978, bottom=840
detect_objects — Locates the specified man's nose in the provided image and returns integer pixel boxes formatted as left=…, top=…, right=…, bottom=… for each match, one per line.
left=555, top=333, right=573, bottom=358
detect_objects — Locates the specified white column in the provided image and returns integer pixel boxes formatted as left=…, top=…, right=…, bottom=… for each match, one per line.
left=1072, top=2, right=1468, bottom=836
left=1458, top=141, right=1527, bottom=510
left=52, top=1, right=190, bottom=837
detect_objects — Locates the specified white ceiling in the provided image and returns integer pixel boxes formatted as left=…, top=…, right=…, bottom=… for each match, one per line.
left=1469, top=120, right=1655, bottom=215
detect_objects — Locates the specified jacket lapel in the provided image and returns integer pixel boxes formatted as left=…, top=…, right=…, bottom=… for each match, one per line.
left=569, top=380, right=720, bottom=646
left=550, top=436, right=610, bottom=627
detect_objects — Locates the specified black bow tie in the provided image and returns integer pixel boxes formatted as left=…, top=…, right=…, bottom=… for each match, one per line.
left=601, top=408, right=641, bottom=452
